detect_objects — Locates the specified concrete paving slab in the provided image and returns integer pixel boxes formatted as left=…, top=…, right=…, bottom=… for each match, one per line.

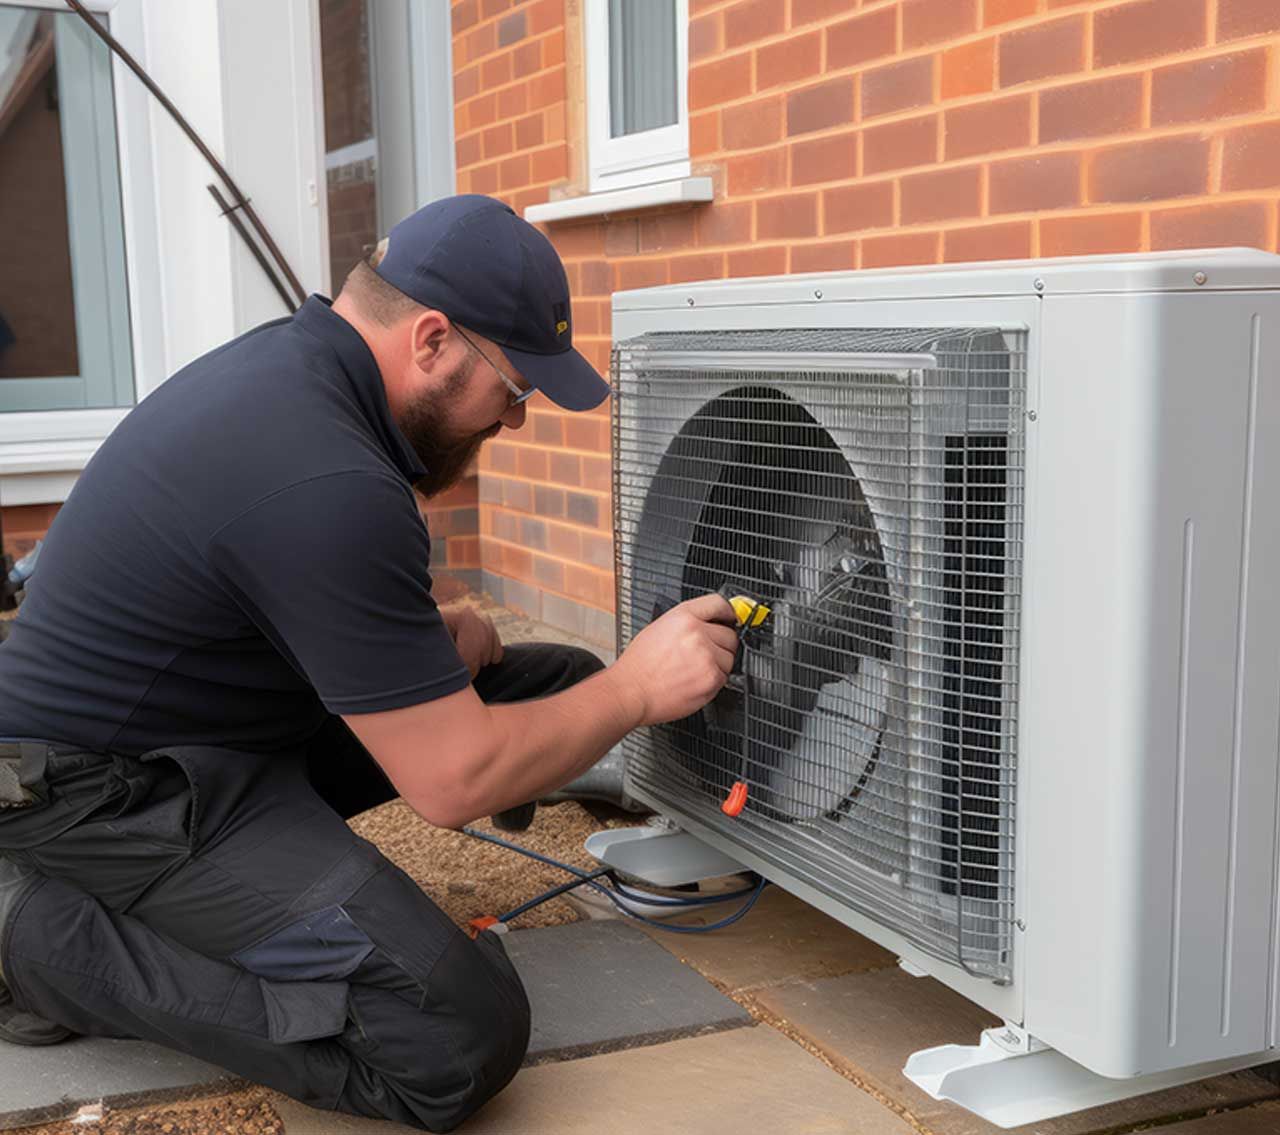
left=273, top=1023, right=918, bottom=1135
left=0, top=919, right=746, bottom=1130
left=755, top=968, right=1280, bottom=1135
left=0, top=1038, right=239, bottom=1132
left=1156, top=1101, right=1280, bottom=1133
left=502, top=919, right=752, bottom=1063
left=634, top=884, right=896, bottom=994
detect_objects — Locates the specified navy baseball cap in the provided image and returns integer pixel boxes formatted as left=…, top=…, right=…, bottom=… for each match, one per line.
left=373, top=194, right=610, bottom=411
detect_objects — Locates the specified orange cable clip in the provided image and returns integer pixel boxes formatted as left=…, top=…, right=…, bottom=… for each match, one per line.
left=721, top=780, right=748, bottom=817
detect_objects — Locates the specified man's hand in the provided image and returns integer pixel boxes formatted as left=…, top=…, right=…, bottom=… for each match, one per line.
left=441, top=605, right=503, bottom=678
left=609, top=593, right=739, bottom=726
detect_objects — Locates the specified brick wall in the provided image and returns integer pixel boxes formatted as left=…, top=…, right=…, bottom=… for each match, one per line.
left=451, top=0, right=1280, bottom=646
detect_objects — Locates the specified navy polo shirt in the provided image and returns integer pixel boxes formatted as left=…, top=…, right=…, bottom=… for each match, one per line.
left=0, top=297, right=471, bottom=756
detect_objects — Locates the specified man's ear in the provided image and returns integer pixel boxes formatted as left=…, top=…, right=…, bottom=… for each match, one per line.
left=409, top=309, right=451, bottom=374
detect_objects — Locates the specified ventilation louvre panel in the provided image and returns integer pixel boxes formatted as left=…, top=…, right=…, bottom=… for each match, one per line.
left=612, top=327, right=1027, bottom=980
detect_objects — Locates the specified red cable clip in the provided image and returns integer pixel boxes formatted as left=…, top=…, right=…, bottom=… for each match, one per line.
left=468, top=915, right=500, bottom=938
left=721, top=780, right=748, bottom=817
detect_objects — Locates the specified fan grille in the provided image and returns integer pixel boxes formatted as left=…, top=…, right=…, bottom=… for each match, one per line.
left=612, top=326, right=1027, bottom=980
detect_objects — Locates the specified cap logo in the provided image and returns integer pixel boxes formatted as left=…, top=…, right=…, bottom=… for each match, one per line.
left=553, top=301, right=569, bottom=337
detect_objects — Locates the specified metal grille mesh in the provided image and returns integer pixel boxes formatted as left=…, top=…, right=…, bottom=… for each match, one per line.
left=612, top=326, right=1026, bottom=980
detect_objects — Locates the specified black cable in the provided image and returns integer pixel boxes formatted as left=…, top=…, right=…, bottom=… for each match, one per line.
left=461, top=826, right=768, bottom=933
left=63, top=0, right=307, bottom=312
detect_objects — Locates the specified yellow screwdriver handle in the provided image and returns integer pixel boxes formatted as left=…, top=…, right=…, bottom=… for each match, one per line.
left=728, top=595, right=771, bottom=628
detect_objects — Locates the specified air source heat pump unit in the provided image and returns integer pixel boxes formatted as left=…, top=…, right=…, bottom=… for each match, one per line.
left=604, top=249, right=1280, bottom=1127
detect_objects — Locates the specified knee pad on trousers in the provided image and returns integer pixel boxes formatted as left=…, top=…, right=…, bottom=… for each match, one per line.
left=402, top=930, right=531, bottom=1131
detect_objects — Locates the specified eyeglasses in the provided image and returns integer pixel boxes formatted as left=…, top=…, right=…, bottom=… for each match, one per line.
left=455, top=326, right=536, bottom=408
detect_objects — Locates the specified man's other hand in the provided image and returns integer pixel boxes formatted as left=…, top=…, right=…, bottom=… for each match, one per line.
left=441, top=605, right=503, bottom=678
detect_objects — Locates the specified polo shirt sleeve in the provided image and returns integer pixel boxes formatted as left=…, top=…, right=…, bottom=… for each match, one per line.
left=205, top=470, right=472, bottom=714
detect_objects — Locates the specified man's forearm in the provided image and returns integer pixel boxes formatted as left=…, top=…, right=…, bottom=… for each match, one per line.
left=451, top=666, right=645, bottom=825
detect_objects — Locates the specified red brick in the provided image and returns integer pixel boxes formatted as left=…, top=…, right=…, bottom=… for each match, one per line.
left=527, top=0, right=560, bottom=35
left=1040, top=212, right=1144, bottom=257
left=983, top=0, right=1038, bottom=26
left=941, top=37, right=996, bottom=100
left=638, top=211, right=699, bottom=252
left=578, top=259, right=613, bottom=295
left=1094, top=0, right=1206, bottom=68
left=604, top=219, right=639, bottom=255
left=482, top=122, right=514, bottom=160
left=823, top=181, right=895, bottom=234
left=470, top=93, right=498, bottom=129
left=1089, top=136, right=1210, bottom=203
left=903, top=0, right=979, bottom=48
left=669, top=252, right=725, bottom=284
left=582, top=456, right=611, bottom=494
left=616, top=259, right=669, bottom=289
left=564, top=416, right=608, bottom=452
left=551, top=222, right=606, bottom=258
left=497, top=84, right=528, bottom=120
left=543, top=28, right=565, bottom=67
left=454, top=65, right=479, bottom=102
left=861, top=231, right=941, bottom=268
left=1219, top=0, right=1280, bottom=40
left=999, top=16, right=1085, bottom=88
left=726, top=148, right=788, bottom=194
left=531, top=145, right=567, bottom=184
left=723, top=95, right=785, bottom=150
left=1222, top=121, right=1280, bottom=190
left=456, top=132, right=482, bottom=168
left=464, top=21, right=496, bottom=63
left=453, top=0, right=479, bottom=33
left=1039, top=75, right=1144, bottom=144
left=531, top=412, right=564, bottom=447
left=990, top=152, right=1082, bottom=213
left=513, top=39, right=541, bottom=78
left=757, top=193, right=819, bottom=239
left=470, top=161, right=499, bottom=194
left=723, top=0, right=785, bottom=48
left=793, top=0, right=859, bottom=24
left=901, top=166, right=983, bottom=224
left=943, top=221, right=1032, bottom=262
left=481, top=0, right=510, bottom=19
left=690, top=11, right=722, bottom=60
left=786, top=78, right=855, bottom=137
left=530, top=68, right=565, bottom=109
left=862, top=114, right=939, bottom=175
left=515, top=112, right=545, bottom=150
left=790, top=132, right=857, bottom=185
left=499, top=153, right=531, bottom=189
left=581, top=531, right=613, bottom=570
left=727, top=245, right=787, bottom=276
left=532, top=555, right=564, bottom=592
left=690, top=53, right=753, bottom=110
left=697, top=200, right=754, bottom=245
left=826, top=6, right=897, bottom=70
left=757, top=32, right=822, bottom=92
left=944, top=93, right=1031, bottom=160
left=862, top=56, right=935, bottom=120
left=516, top=446, right=549, bottom=480
left=691, top=110, right=720, bottom=155
left=790, top=241, right=857, bottom=272
left=549, top=451, right=580, bottom=486
left=1151, top=50, right=1268, bottom=127
left=1150, top=201, right=1271, bottom=251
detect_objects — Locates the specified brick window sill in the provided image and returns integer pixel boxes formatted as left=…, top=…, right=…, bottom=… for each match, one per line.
left=523, top=176, right=714, bottom=225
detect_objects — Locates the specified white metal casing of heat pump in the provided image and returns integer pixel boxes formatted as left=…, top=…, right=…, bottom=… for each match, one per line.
left=609, top=248, right=1280, bottom=1081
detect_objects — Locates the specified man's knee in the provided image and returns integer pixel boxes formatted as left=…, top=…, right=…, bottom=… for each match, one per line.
left=382, top=929, right=531, bottom=1131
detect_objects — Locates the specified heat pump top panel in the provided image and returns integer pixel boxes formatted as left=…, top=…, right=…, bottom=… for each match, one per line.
left=611, top=247, right=1280, bottom=311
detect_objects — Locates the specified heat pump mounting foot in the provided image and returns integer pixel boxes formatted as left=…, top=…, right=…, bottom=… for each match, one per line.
left=904, top=1028, right=1270, bottom=1129
left=584, top=820, right=749, bottom=887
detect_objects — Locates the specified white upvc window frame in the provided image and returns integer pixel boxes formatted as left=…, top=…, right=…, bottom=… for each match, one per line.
left=0, top=0, right=164, bottom=507
left=583, top=0, right=690, bottom=194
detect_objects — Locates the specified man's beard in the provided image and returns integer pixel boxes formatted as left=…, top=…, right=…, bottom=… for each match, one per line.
left=397, top=355, right=496, bottom=498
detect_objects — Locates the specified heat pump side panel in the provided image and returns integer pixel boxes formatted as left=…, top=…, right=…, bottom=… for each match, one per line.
left=1022, top=290, right=1280, bottom=1078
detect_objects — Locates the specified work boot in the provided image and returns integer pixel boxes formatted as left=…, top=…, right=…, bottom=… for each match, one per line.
left=0, top=855, right=73, bottom=1046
